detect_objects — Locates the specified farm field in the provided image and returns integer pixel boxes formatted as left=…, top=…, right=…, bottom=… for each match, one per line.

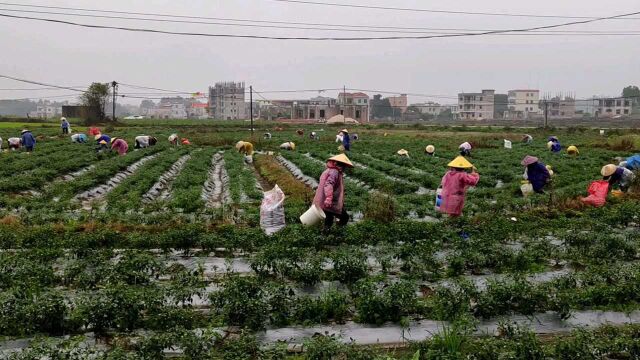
left=0, top=121, right=639, bottom=359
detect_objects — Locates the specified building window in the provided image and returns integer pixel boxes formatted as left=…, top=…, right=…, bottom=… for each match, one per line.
left=479, top=97, right=483, bottom=101
left=616, top=109, right=621, bottom=115
left=606, top=109, right=612, bottom=113
left=479, top=106, right=483, bottom=109
left=616, top=100, right=622, bottom=106
left=625, top=100, right=630, bottom=106
left=355, top=110, right=361, bottom=119
left=624, top=109, right=629, bottom=114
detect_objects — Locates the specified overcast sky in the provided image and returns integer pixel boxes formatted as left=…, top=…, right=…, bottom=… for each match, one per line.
left=1, top=0, right=639, bottom=105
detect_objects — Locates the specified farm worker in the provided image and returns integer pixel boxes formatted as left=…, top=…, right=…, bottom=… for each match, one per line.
left=310, top=131, right=318, bottom=140
left=425, top=145, right=435, bottom=156
left=134, top=135, right=157, bottom=149
left=235, top=141, right=254, bottom=156
left=314, top=153, right=353, bottom=233
left=335, top=133, right=344, bottom=143
left=21, top=130, right=36, bottom=153
left=580, top=180, right=609, bottom=207
left=96, top=140, right=109, bottom=153
left=71, top=133, right=88, bottom=144
left=620, top=154, right=640, bottom=171
left=95, top=134, right=111, bottom=145
left=340, top=129, right=351, bottom=151
left=297, top=129, right=304, bottom=136
left=88, top=127, right=101, bottom=136
left=0, top=137, right=2, bottom=150
left=61, top=117, right=70, bottom=134
left=397, top=149, right=410, bottom=158
left=459, top=142, right=472, bottom=156
left=602, top=164, right=635, bottom=192
left=522, top=134, right=533, bottom=144
left=7, top=137, right=21, bottom=150
left=168, top=134, right=178, bottom=146
left=438, top=156, right=479, bottom=218
left=263, top=132, right=272, bottom=140
left=567, top=145, right=579, bottom=156
left=548, top=136, right=561, bottom=153
left=280, top=142, right=296, bottom=151
left=181, top=138, right=191, bottom=145
left=111, top=137, right=128, bottom=156
left=521, top=155, right=551, bottom=194
left=352, top=133, right=359, bottom=141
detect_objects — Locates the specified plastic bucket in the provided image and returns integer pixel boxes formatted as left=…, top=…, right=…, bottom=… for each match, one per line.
left=521, top=182, right=534, bottom=197
left=300, top=204, right=326, bottom=226
left=244, top=155, right=253, bottom=164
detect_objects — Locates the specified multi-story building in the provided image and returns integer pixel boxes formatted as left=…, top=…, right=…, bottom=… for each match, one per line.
left=208, top=81, right=246, bottom=120
left=411, top=102, right=446, bottom=116
left=457, top=90, right=496, bottom=120
left=597, top=97, right=633, bottom=117
left=30, top=101, right=63, bottom=119
left=338, top=92, right=370, bottom=122
left=387, top=94, right=408, bottom=113
left=188, top=102, right=208, bottom=119
left=505, top=90, right=540, bottom=119
left=542, top=96, right=576, bottom=118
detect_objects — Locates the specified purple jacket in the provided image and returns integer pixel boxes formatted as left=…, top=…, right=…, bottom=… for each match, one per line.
left=313, top=164, right=345, bottom=214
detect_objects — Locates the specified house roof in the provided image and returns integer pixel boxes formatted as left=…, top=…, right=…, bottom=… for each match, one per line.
left=339, top=92, right=369, bottom=98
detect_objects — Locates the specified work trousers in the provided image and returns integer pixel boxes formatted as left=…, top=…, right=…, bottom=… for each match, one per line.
left=324, top=209, right=349, bottom=230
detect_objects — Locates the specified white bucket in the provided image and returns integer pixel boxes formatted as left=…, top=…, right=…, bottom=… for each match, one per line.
left=300, top=204, right=326, bottom=226
left=600, top=129, right=605, bottom=136
left=244, top=155, right=253, bottom=164
left=521, top=182, right=534, bottom=197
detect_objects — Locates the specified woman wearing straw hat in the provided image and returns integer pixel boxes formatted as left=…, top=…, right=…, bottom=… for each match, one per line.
left=20, top=129, right=36, bottom=153
left=438, top=156, right=479, bottom=218
left=314, top=153, right=354, bottom=233
left=522, top=155, right=551, bottom=194
left=110, top=137, right=129, bottom=156
left=340, top=129, right=351, bottom=151
left=602, top=164, right=635, bottom=192
left=567, top=145, right=579, bottom=156
left=425, top=145, right=435, bottom=156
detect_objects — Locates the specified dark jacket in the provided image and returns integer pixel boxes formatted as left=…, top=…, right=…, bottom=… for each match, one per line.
left=21, top=131, right=36, bottom=148
left=551, top=142, right=561, bottom=153
left=96, top=134, right=111, bottom=144
left=342, top=134, right=351, bottom=151
left=527, top=162, right=550, bottom=193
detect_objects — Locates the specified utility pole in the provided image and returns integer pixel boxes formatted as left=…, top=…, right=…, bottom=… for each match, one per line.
left=249, top=85, right=254, bottom=137
left=343, top=85, right=346, bottom=124
left=111, top=81, right=118, bottom=122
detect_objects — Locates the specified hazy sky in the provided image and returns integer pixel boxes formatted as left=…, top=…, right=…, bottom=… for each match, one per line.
left=1, top=0, right=639, bottom=105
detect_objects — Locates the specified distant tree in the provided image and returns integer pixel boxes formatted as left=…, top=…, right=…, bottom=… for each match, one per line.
left=80, top=83, right=111, bottom=121
left=370, top=94, right=395, bottom=119
left=437, top=109, right=453, bottom=121
left=622, top=85, right=640, bottom=106
left=140, top=100, right=155, bottom=109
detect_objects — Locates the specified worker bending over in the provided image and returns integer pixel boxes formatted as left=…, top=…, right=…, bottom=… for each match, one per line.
left=548, top=136, right=562, bottom=153
left=111, top=137, right=128, bottom=156
left=95, top=134, right=111, bottom=145
left=71, top=133, right=88, bottom=144
left=340, top=129, right=351, bottom=151
left=7, top=137, right=21, bottom=150
left=168, top=134, right=179, bottom=146
left=522, top=155, right=551, bottom=194
left=459, top=142, right=472, bottom=156
left=21, top=130, right=36, bottom=153
left=314, top=154, right=353, bottom=233
left=522, top=134, right=533, bottom=144
left=135, top=135, right=157, bottom=149
left=280, top=142, right=296, bottom=151
left=602, top=164, right=635, bottom=192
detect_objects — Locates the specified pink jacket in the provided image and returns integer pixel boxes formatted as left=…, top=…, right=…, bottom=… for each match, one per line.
left=111, top=139, right=128, bottom=156
left=580, top=180, right=608, bottom=207
left=313, top=163, right=345, bottom=214
left=438, top=170, right=480, bottom=217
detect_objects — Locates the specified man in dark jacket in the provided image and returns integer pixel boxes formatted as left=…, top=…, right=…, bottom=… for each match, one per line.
left=21, top=130, right=36, bottom=152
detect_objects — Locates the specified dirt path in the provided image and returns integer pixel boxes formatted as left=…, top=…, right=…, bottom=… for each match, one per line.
left=201, top=153, right=231, bottom=208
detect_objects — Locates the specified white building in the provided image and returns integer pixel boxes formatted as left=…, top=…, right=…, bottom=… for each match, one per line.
left=412, top=102, right=448, bottom=116
left=170, top=103, right=187, bottom=119
left=506, top=90, right=540, bottom=119
left=30, top=103, right=62, bottom=119
left=597, top=97, right=633, bottom=117
left=458, top=90, right=495, bottom=120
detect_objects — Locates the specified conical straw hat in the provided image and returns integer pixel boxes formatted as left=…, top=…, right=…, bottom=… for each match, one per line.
left=329, top=153, right=354, bottom=167
left=601, top=164, right=617, bottom=177
left=447, top=156, right=473, bottom=169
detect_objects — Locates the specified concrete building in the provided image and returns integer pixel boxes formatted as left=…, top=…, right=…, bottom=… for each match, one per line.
left=411, top=102, right=446, bottom=116
left=596, top=97, right=633, bottom=117
left=387, top=94, right=408, bottom=113
left=338, top=92, right=370, bottom=122
left=208, top=81, right=246, bottom=120
left=505, top=90, right=540, bottom=119
left=458, top=90, right=496, bottom=120
left=30, top=102, right=63, bottom=119
left=188, top=102, right=208, bottom=119
left=542, top=96, right=576, bottom=118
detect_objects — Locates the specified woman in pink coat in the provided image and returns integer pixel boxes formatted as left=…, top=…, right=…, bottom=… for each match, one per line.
left=313, top=154, right=353, bottom=233
left=438, top=156, right=480, bottom=217
left=111, top=137, right=129, bottom=156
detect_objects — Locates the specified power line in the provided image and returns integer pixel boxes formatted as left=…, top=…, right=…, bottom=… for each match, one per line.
left=0, top=74, right=87, bottom=92
left=1, top=7, right=639, bottom=35
left=267, top=0, right=640, bottom=20
left=1, top=10, right=639, bottom=40
left=0, top=2, right=638, bottom=34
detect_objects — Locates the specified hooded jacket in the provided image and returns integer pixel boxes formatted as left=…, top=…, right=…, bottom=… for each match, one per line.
left=438, top=169, right=479, bottom=216
left=313, top=161, right=345, bottom=214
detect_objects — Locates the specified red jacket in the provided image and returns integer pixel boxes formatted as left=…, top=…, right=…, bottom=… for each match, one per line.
left=313, top=162, right=345, bottom=214
left=438, top=170, right=480, bottom=217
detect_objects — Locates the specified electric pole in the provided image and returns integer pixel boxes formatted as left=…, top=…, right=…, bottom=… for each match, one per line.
left=343, top=85, right=346, bottom=124
left=111, top=81, right=118, bottom=122
left=250, top=85, right=254, bottom=137
left=544, top=100, right=548, bottom=129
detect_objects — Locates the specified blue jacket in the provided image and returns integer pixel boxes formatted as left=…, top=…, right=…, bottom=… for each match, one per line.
left=626, top=155, right=640, bottom=170
left=527, top=162, right=550, bottom=192
left=342, top=134, right=351, bottom=151
left=97, top=134, right=111, bottom=144
left=551, top=142, right=562, bottom=153
left=21, top=131, right=36, bottom=148
left=61, top=120, right=69, bottom=129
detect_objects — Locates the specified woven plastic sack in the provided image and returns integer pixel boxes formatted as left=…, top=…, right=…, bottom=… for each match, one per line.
left=504, top=139, right=512, bottom=149
left=260, top=184, right=286, bottom=235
